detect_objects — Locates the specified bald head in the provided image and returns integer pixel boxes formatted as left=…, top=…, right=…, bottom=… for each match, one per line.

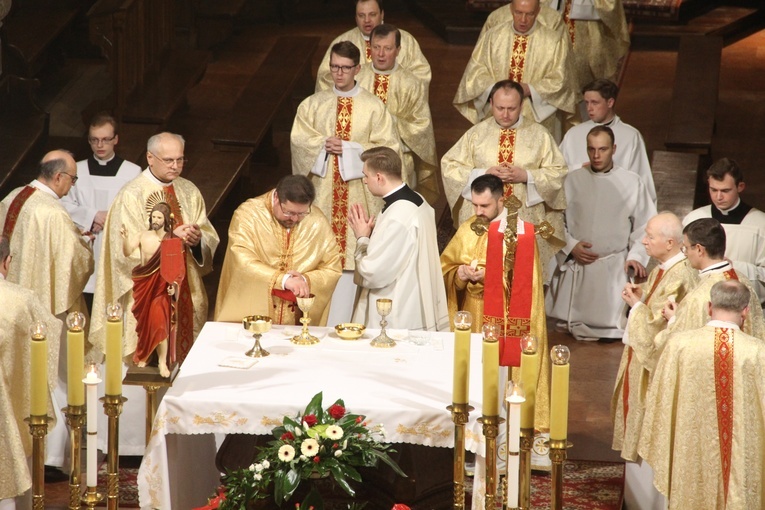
left=38, top=149, right=77, bottom=198
left=643, top=212, right=683, bottom=262
left=511, top=0, right=540, bottom=34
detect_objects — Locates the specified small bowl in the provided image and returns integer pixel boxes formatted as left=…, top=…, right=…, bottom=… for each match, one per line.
left=335, top=323, right=366, bottom=340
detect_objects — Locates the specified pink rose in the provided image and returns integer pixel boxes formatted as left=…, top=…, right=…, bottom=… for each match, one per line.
left=302, top=414, right=317, bottom=427
left=328, top=404, right=346, bottom=420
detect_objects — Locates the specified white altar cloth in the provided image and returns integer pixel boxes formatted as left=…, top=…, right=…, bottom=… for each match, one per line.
left=137, top=322, right=488, bottom=509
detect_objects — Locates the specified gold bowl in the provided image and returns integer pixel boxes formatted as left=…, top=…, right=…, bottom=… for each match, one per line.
left=335, top=323, right=366, bottom=340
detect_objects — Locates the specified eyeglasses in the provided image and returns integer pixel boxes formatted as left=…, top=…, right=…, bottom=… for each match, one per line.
left=278, top=201, right=311, bottom=219
left=88, top=136, right=116, bottom=145
left=681, top=243, right=698, bottom=254
left=329, top=64, right=357, bottom=74
left=149, top=152, right=187, bottom=167
left=60, top=172, right=79, bottom=184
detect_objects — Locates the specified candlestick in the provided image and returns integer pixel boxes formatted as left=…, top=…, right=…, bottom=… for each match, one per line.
left=66, top=312, right=86, bottom=407
left=447, top=402, right=474, bottom=510
left=105, top=303, right=123, bottom=395
left=29, top=321, right=48, bottom=417
left=452, top=311, right=472, bottom=404
left=478, top=414, right=504, bottom=509
left=505, top=381, right=525, bottom=509
left=519, top=427, right=534, bottom=510
left=549, top=345, right=571, bottom=441
left=519, top=334, right=539, bottom=430
left=481, top=323, right=500, bottom=416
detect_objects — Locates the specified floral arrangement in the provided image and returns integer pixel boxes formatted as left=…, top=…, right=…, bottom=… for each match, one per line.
left=217, top=392, right=407, bottom=509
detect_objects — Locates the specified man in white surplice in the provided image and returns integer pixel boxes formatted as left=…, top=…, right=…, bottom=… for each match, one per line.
left=547, top=125, right=656, bottom=341
left=61, top=113, right=141, bottom=295
left=559, top=79, right=655, bottom=203
left=349, top=147, right=448, bottom=331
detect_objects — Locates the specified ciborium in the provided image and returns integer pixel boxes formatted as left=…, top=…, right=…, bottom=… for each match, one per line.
left=292, top=295, right=320, bottom=345
left=370, top=298, right=395, bottom=348
left=243, top=315, right=272, bottom=357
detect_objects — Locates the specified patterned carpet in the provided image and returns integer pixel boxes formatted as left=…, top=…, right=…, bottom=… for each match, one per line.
left=529, top=460, right=625, bottom=509
left=95, top=463, right=139, bottom=508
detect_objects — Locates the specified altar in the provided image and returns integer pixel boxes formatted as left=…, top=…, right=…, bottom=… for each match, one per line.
left=137, top=322, right=489, bottom=509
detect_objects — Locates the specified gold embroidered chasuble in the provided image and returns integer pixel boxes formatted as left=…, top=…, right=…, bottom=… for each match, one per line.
left=610, top=258, right=697, bottom=461
left=639, top=326, right=765, bottom=509
left=0, top=279, right=62, bottom=499
left=90, top=172, right=219, bottom=360
left=632, top=267, right=765, bottom=375
left=453, top=21, right=576, bottom=132
left=478, top=2, right=564, bottom=41
left=290, top=87, right=400, bottom=269
left=440, top=216, right=550, bottom=429
left=356, top=63, right=440, bottom=205
left=441, top=116, right=567, bottom=272
left=315, top=27, right=431, bottom=93
left=214, top=191, right=342, bottom=325
left=0, top=186, right=93, bottom=316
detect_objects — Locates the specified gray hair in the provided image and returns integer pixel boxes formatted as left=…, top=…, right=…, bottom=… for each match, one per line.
left=147, top=132, right=185, bottom=154
left=654, top=211, right=683, bottom=244
left=710, top=280, right=751, bottom=313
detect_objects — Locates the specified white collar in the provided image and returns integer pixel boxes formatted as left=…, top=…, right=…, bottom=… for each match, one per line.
left=142, top=168, right=173, bottom=187
left=718, top=198, right=742, bottom=215
left=30, top=179, right=60, bottom=199
left=699, top=260, right=731, bottom=275
left=333, top=83, right=361, bottom=98
left=383, top=183, right=405, bottom=198
left=659, top=251, right=686, bottom=271
left=93, top=153, right=116, bottom=165
left=706, top=320, right=740, bottom=331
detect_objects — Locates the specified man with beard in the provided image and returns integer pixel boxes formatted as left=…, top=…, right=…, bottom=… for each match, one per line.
left=214, top=175, right=342, bottom=325
left=120, top=202, right=181, bottom=377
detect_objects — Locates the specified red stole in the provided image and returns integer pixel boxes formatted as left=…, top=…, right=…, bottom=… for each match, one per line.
left=498, top=128, right=516, bottom=198
left=509, top=34, right=529, bottom=83
left=373, top=73, right=390, bottom=104
left=2, top=186, right=36, bottom=240
left=713, top=327, right=734, bottom=504
left=364, top=39, right=372, bottom=62
left=562, top=0, right=576, bottom=44
left=331, top=96, right=354, bottom=268
left=483, top=220, right=536, bottom=366
left=269, top=226, right=301, bottom=325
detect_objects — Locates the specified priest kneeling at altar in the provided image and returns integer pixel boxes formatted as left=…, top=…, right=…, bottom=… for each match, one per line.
left=215, top=175, right=343, bottom=325
left=639, top=280, right=765, bottom=510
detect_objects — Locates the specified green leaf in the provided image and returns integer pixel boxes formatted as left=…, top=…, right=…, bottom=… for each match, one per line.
left=368, top=448, right=408, bottom=477
left=329, top=464, right=356, bottom=497
left=283, top=468, right=302, bottom=501
left=302, top=486, right=325, bottom=510
left=338, top=462, right=362, bottom=482
left=304, top=392, right=324, bottom=417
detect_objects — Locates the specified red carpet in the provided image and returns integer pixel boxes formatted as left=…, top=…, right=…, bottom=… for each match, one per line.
left=531, top=460, right=625, bottom=509
left=95, top=463, right=139, bottom=508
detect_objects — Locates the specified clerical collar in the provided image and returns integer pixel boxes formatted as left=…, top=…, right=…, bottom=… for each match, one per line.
left=372, top=62, right=399, bottom=75
left=382, top=184, right=423, bottom=212
left=143, top=168, right=173, bottom=187
left=712, top=198, right=752, bottom=225
left=659, top=250, right=686, bottom=271
left=30, top=179, right=60, bottom=199
left=598, top=115, right=618, bottom=127
left=706, top=319, right=740, bottom=331
left=699, top=260, right=731, bottom=275
left=87, top=154, right=125, bottom=177
left=334, top=83, right=361, bottom=98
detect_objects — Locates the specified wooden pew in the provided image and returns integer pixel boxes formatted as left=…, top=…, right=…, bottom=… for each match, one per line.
left=664, top=35, right=723, bottom=155
left=88, top=0, right=210, bottom=125
left=651, top=150, right=705, bottom=217
left=211, top=36, right=320, bottom=153
left=182, top=150, right=252, bottom=219
left=192, top=0, right=247, bottom=50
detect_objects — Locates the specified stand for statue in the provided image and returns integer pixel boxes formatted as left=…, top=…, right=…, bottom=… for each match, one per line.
left=123, top=364, right=179, bottom=445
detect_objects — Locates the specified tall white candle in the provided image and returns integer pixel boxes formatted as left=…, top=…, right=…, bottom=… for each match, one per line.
left=84, top=367, right=101, bottom=487
left=505, top=381, right=525, bottom=508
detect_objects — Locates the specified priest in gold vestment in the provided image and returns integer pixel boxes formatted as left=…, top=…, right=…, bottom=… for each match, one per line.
left=442, top=80, right=567, bottom=273
left=0, top=236, right=63, bottom=507
left=315, top=0, right=431, bottom=93
left=478, top=0, right=563, bottom=38
left=632, top=218, right=765, bottom=375
left=453, top=0, right=576, bottom=139
left=92, top=132, right=219, bottom=363
left=356, top=24, right=439, bottom=205
left=639, top=280, right=765, bottom=510
left=215, top=176, right=342, bottom=325
left=611, top=213, right=698, bottom=462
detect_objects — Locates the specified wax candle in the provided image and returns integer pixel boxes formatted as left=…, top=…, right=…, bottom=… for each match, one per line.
left=452, top=311, right=472, bottom=404
left=83, top=366, right=101, bottom=487
left=505, top=381, right=525, bottom=508
left=519, top=334, right=539, bottom=429
left=105, top=303, right=123, bottom=395
left=29, top=322, right=48, bottom=417
left=549, top=345, right=571, bottom=441
left=66, top=312, right=86, bottom=407
left=481, top=323, right=500, bottom=416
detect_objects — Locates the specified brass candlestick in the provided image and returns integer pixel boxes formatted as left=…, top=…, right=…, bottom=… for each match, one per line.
left=292, top=295, right=319, bottom=345
left=447, top=402, right=474, bottom=509
left=26, top=414, right=51, bottom=510
left=519, top=427, right=534, bottom=510
left=81, top=485, right=104, bottom=510
left=64, top=405, right=86, bottom=510
left=478, top=414, right=504, bottom=509
left=547, top=438, right=573, bottom=510
left=243, top=315, right=272, bottom=357
left=101, top=393, right=127, bottom=510
left=370, top=298, right=395, bottom=348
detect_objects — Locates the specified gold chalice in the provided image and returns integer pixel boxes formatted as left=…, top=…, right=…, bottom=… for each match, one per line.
left=243, top=315, right=272, bottom=357
left=292, top=295, right=319, bottom=345
left=370, top=298, right=395, bottom=348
